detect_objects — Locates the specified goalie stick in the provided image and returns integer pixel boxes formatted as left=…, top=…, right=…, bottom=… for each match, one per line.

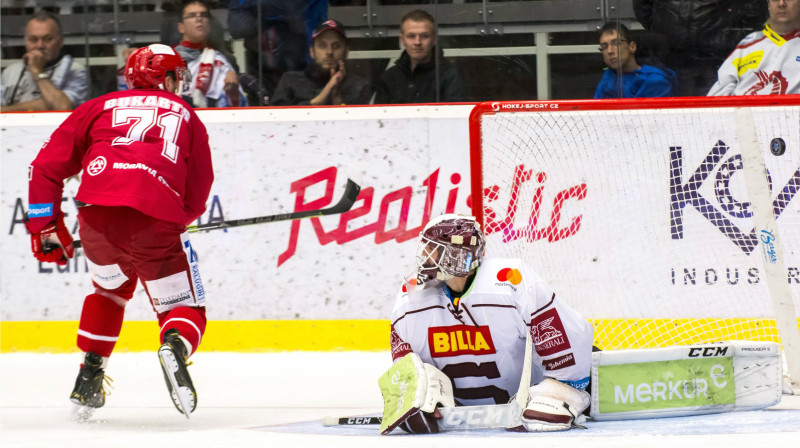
left=66, top=178, right=361, bottom=250
left=325, top=332, right=534, bottom=430
left=322, top=416, right=382, bottom=426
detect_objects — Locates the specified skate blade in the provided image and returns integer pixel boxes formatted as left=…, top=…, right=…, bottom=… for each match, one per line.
left=158, top=348, right=193, bottom=419
left=70, top=402, right=96, bottom=421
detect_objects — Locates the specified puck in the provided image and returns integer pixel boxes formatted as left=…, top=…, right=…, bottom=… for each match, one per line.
left=770, top=138, right=786, bottom=156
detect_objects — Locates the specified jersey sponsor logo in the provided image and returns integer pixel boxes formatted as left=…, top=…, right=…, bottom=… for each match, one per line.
left=496, top=267, right=522, bottom=285
left=152, top=291, right=192, bottom=307
left=113, top=161, right=157, bottom=174
left=86, top=156, right=107, bottom=176
left=544, top=352, right=576, bottom=371
left=390, top=325, right=413, bottom=361
left=428, top=325, right=496, bottom=358
left=531, top=308, right=571, bottom=357
left=744, top=70, right=789, bottom=95
left=27, top=203, right=54, bottom=218
left=93, top=271, right=125, bottom=285
left=733, top=50, right=763, bottom=76
left=111, top=162, right=181, bottom=197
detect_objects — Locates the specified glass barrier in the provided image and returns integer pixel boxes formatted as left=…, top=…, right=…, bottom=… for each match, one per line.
left=0, top=0, right=775, bottom=109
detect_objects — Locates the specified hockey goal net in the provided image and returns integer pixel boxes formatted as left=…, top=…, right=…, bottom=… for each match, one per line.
left=468, top=97, right=800, bottom=386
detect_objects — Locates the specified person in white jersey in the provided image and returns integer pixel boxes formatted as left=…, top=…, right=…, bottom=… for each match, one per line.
left=708, top=0, right=800, bottom=96
left=384, top=214, right=594, bottom=434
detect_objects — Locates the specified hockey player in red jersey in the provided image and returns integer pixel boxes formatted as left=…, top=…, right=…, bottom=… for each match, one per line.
left=382, top=214, right=594, bottom=433
left=25, top=44, right=213, bottom=418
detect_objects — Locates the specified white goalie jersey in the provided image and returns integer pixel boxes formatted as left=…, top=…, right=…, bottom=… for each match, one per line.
left=390, top=257, right=594, bottom=407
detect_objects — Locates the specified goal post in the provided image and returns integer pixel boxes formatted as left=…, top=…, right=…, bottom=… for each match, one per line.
left=468, top=96, right=800, bottom=391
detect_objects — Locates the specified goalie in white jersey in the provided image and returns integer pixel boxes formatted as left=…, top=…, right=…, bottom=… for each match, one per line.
left=384, top=214, right=594, bottom=434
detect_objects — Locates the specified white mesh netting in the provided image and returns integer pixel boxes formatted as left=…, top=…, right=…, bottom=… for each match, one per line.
left=472, top=102, right=800, bottom=351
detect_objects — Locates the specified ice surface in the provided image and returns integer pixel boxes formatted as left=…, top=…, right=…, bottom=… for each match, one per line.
left=1, top=352, right=798, bottom=448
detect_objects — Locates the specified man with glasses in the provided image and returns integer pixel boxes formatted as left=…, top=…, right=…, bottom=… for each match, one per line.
left=175, top=0, right=245, bottom=107
left=1, top=11, right=88, bottom=111
left=708, top=0, right=800, bottom=95
left=593, top=23, right=676, bottom=99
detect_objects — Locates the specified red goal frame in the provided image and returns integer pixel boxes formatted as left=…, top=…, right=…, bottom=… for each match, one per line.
left=468, top=95, right=800, bottom=228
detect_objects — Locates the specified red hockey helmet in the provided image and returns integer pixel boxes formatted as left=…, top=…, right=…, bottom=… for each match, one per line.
left=414, top=214, right=486, bottom=286
left=124, top=44, right=189, bottom=91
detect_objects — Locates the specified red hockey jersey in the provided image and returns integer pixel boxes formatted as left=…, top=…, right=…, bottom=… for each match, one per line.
left=27, top=89, right=213, bottom=233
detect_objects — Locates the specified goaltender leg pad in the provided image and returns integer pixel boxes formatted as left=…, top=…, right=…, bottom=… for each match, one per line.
left=378, top=353, right=455, bottom=434
left=590, top=341, right=783, bottom=421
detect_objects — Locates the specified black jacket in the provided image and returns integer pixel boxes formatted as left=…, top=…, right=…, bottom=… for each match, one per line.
left=374, top=48, right=466, bottom=104
left=270, top=62, right=373, bottom=106
left=634, top=0, right=767, bottom=58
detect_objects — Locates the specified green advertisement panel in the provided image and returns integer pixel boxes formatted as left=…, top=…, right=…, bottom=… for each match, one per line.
left=597, top=357, right=735, bottom=414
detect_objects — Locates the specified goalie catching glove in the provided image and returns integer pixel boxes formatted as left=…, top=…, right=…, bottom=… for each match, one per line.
left=512, top=377, right=590, bottom=432
left=378, top=353, right=455, bottom=434
left=27, top=212, right=74, bottom=266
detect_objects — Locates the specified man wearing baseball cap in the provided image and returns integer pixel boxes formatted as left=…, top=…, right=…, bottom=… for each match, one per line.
left=270, top=19, right=372, bottom=106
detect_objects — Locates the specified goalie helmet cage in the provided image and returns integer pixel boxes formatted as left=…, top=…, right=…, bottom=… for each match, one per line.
left=468, top=96, right=800, bottom=391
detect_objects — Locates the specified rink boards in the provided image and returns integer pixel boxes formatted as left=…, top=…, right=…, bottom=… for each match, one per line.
left=1, top=100, right=798, bottom=352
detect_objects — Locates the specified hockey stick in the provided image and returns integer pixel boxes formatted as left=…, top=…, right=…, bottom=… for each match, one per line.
left=437, top=331, right=532, bottom=430
left=326, top=332, right=534, bottom=430
left=68, top=178, right=361, bottom=249
left=322, top=416, right=382, bottom=426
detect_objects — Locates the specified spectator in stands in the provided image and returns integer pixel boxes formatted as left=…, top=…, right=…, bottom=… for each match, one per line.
left=708, top=0, right=800, bottom=96
left=227, top=1, right=328, bottom=105
left=634, top=0, right=768, bottom=97
left=374, top=9, right=466, bottom=104
left=594, top=23, right=676, bottom=99
left=270, top=19, right=372, bottom=106
left=1, top=11, right=88, bottom=112
left=175, top=0, right=246, bottom=107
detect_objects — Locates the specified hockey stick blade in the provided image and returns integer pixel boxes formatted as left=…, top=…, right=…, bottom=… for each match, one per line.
left=322, top=416, right=382, bottom=426
left=70, top=178, right=361, bottom=249
left=325, top=405, right=520, bottom=431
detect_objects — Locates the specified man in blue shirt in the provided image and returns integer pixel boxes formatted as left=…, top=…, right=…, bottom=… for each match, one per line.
left=594, top=23, right=676, bottom=99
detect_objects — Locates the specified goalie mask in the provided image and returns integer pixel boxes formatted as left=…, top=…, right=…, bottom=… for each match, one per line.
left=414, top=214, right=485, bottom=287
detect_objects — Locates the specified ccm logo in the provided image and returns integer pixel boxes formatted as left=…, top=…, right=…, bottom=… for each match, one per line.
left=688, top=346, right=729, bottom=357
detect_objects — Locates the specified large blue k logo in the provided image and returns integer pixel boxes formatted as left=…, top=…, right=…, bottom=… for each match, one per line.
left=669, top=141, right=799, bottom=254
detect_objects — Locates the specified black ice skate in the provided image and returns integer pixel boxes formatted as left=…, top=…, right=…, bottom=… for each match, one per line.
left=69, top=351, right=111, bottom=419
left=158, top=329, right=196, bottom=418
